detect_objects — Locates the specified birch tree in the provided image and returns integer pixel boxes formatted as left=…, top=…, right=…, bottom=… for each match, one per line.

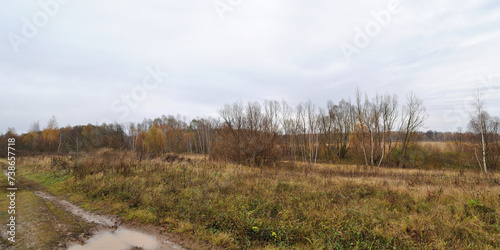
left=398, top=92, right=427, bottom=168
left=468, top=90, right=500, bottom=173
left=332, top=99, right=355, bottom=159
left=377, top=94, right=398, bottom=167
left=281, top=101, right=299, bottom=165
left=469, top=90, right=488, bottom=174
left=355, top=89, right=370, bottom=167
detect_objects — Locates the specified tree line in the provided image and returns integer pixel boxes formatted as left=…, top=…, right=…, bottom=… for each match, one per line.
left=1, top=90, right=499, bottom=172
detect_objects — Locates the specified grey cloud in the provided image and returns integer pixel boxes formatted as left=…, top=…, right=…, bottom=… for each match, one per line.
left=1, top=0, right=500, bottom=133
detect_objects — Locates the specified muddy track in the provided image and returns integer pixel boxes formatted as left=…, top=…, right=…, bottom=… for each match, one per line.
left=33, top=191, right=119, bottom=228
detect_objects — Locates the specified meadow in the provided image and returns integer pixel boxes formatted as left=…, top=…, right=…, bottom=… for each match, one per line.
left=16, top=149, right=500, bottom=249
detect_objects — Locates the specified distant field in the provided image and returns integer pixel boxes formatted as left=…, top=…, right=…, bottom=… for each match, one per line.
left=15, top=151, right=500, bottom=249
left=418, top=141, right=454, bottom=152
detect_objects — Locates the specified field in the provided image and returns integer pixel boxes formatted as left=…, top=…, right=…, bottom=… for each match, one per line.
left=6, top=150, right=500, bottom=249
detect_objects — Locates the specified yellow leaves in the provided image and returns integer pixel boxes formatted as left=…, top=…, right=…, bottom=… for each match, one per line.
left=42, top=128, right=59, bottom=151
left=144, top=124, right=167, bottom=156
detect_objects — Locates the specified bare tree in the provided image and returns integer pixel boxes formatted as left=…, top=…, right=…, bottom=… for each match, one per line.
left=398, top=92, right=427, bottom=168
left=305, top=101, right=320, bottom=167
left=469, top=90, right=488, bottom=174
left=369, top=94, right=382, bottom=168
left=377, top=94, right=398, bottom=167
left=30, top=121, right=41, bottom=132
left=318, top=106, right=334, bottom=162
left=263, top=100, right=282, bottom=135
left=355, top=89, right=383, bottom=168
left=296, top=103, right=308, bottom=165
left=491, top=117, right=500, bottom=170
left=26, top=121, right=41, bottom=150
left=216, top=100, right=281, bottom=166
left=294, top=101, right=320, bottom=171
left=354, top=90, right=399, bottom=168
left=468, top=90, right=500, bottom=173
left=218, top=101, right=245, bottom=162
left=281, top=100, right=299, bottom=165
left=333, top=99, right=355, bottom=159
left=355, top=88, right=370, bottom=167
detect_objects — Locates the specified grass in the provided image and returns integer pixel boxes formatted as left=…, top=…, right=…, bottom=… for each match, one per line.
left=15, top=150, right=500, bottom=249
left=0, top=159, right=95, bottom=250
left=418, top=141, right=453, bottom=152
left=0, top=181, right=93, bottom=249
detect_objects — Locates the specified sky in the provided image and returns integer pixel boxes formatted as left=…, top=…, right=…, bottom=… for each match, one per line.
left=1, top=0, right=500, bottom=134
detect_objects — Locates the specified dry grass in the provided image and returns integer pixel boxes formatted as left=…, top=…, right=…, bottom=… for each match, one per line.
left=17, top=151, right=500, bottom=249
left=418, top=141, right=454, bottom=152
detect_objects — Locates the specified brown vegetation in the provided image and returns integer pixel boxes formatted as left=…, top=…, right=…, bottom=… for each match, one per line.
left=17, top=151, right=500, bottom=249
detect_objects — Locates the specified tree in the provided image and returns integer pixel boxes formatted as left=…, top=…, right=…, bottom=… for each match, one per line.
left=425, top=130, right=434, bottom=141
left=354, top=89, right=388, bottom=168
left=189, top=117, right=219, bottom=155
left=144, top=124, right=167, bottom=157
left=281, top=100, right=299, bottom=164
left=214, top=100, right=281, bottom=166
left=468, top=90, right=500, bottom=173
left=398, top=92, right=427, bottom=168
left=135, top=131, right=147, bottom=161
left=304, top=101, right=319, bottom=167
left=377, top=94, right=398, bottom=167
left=451, top=127, right=466, bottom=168
left=41, top=116, right=59, bottom=152
left=22, top=121, right=41, bottom=151
left=81, top=124, right=99, bottom=150
left=333, top=99, right=355, bottom=159
left=469, top=90, right=488, bottom=174
left=295, top=101, right=320, bottom=170
left=127, top=122, right=139, bottom=150
left=0, top=128, right=18, bottom=158
left=318, top=99, right=356, bottom=163
left=318, top=107, right=334, bottom=162
left=354, top=89, right=372, bottom=167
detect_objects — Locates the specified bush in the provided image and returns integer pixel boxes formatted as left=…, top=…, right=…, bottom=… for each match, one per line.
left=211, top=126, right=281, bottom=167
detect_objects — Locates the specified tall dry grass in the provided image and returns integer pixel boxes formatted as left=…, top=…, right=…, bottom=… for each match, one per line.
left=18, top=150, right=500, bottom=249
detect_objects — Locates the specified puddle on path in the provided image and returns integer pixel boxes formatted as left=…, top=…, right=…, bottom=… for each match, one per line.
left=67, top=227, right=177, bottom=250
left=32, top=192, right=182, bottom=249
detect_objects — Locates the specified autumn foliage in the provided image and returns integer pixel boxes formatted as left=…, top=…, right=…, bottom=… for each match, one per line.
left=144, top=124, right=167, bottom=156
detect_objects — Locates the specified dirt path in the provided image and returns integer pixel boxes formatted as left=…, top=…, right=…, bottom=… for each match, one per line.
left=33, top=191, right=119, bottom=228
left=1, top=163, right=185, bottom=249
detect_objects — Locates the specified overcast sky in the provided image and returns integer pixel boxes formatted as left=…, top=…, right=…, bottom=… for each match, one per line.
left=1, top=0, right=500, bottom=134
